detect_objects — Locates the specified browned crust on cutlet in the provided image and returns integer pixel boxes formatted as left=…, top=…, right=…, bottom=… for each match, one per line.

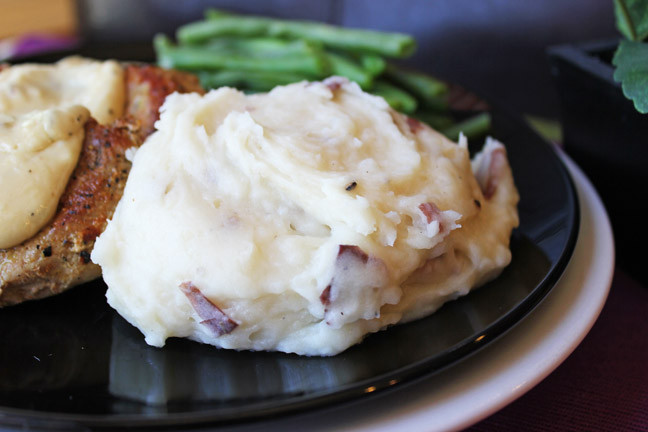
left=0, top=119, right=137, bottom=305
left=124, top=64, right=203, bottom=137
left=0, top=63, right=203, bottom=307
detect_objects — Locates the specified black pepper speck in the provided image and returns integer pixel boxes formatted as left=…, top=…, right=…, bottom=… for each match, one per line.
left=80, top=251, right=91, bottom=264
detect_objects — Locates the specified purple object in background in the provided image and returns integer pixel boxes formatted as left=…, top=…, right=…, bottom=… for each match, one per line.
left=4, top=33, right=78, bottom=60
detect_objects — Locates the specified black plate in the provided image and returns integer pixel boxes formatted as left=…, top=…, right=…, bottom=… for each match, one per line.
left=0, top=47, right=578, bottom=430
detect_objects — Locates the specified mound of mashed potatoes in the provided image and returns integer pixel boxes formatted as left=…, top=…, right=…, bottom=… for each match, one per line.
left=92, top=77, right=519, bottom=356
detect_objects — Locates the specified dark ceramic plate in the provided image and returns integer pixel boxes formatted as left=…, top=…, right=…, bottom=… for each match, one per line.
left=0, top=46, right=578, bottom=430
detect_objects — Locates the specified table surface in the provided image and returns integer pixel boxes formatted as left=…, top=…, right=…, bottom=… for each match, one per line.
left=470, top=129, right=648, bottom=431
left=469, top=268, right=647, bottom=432
left=468, top=135, right=648, bottom=430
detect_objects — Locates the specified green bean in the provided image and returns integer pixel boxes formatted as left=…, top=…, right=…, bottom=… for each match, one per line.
left=153, top=32, right=173, bottom=53
left=420, top=95, right=450, bottom=112
left=371, top=80, right=418, bottom=113
left=325, top=52, right=373, bottom=89
left=440, top=112, right=492, bottom=141
left=203, top=37, right=321, bottom=56
left=200, top=39, right=376, bottom=88
left=179, top=10, right=416, bottom=57
left=199, top=70, right=310, bottom=92
left=160, top=11, right=465, bottom=122
left=179, top=16, right=266, bottom=42
left=358, top=53, right=386, bottom=76
left=385, top=64, right=449, bottom=109
left=413, top=111, right=455, bottom=130
left=154, top=34, right=327, bottom=76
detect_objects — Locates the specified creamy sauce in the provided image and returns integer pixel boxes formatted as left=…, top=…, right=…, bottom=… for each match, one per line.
left=0, top=57, right=125, bottom=248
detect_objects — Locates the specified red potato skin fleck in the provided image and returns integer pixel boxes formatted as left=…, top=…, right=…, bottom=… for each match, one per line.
left=418, top=202, right=444, bottom=232
left=326, top=81, right=342, bottom=91
left=483, top=147, right=507, bottom=199
left=319, top=285, right=332, bottom=307
left=337, top=244, right=369, bottom=263
left=323, top=76, right=347, bottom=92
left=320, top=245, right=369, bottom=309
left=180, top=282, right=238, bottom=336
left=406, top=116, right=423, bottom=134
left=418, top=202, right=441, bottom=223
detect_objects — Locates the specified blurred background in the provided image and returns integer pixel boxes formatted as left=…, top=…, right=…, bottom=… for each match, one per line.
left=0, top=0, right=617, bottom=119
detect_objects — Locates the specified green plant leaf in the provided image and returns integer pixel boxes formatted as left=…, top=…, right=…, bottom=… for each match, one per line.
left=614, top=0, right=648, bottom=41
left=613, top=39, right=648, bottom=113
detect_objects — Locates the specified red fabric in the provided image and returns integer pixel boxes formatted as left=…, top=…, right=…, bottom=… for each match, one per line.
left=468, top=269, right=648, bottom=431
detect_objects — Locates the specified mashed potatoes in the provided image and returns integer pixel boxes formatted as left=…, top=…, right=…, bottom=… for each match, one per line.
left=92, top=77, right=519, bottom=356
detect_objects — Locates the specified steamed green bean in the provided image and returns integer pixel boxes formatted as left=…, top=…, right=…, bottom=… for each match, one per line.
left=440, top=112, right=492, bottom=141
left=371, top=80, right=418, bottom=113
left=155, top=34, right=326, bottom=75
left=179, top=9, right=416, bottom=58
left=199, top=70, right=310, bottom=92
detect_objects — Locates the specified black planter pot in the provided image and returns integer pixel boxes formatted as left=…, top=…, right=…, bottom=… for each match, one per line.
left=548, top=40, right=648, bottom=283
